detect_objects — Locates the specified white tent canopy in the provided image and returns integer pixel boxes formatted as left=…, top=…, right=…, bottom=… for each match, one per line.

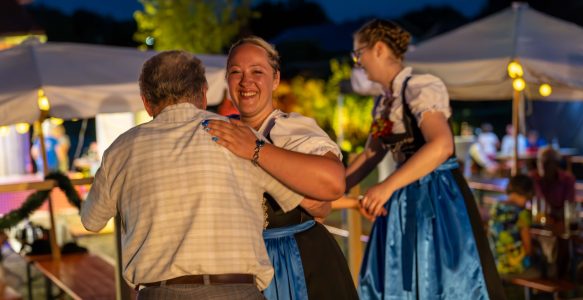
left=0, top=41, right=228, bottom=126
left=406, top=2, right=583, bottom=101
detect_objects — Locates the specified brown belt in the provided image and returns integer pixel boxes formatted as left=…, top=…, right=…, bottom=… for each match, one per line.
left=136, top=274, right=255, bottom=290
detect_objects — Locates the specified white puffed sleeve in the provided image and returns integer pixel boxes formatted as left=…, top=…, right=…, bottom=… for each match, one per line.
left=268, top=112, right=342, bottom=160
left=405, top=74, right=451, bottom=127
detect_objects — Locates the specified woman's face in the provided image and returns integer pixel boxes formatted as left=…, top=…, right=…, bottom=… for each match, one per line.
left=353, top=38, right=386, bottom=85
left=353, top=37, right=402, bottom=88
left=227, top=43, right=280, bottom=121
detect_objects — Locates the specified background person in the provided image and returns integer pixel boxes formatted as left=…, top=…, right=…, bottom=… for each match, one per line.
left=530, top=146, right=575, bottom=279
left=489, top=174, right=539, bottom=279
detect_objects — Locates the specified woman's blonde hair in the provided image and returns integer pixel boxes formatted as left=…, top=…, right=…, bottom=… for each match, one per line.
left=227, top=36, right=280, bottom=76
left=354, top=19, right=411, bottom=60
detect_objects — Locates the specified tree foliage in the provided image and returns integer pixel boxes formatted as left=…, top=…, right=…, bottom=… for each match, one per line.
left=275, top=59, right=373, bottom=153
left=134, top=0, right=254, bottom=53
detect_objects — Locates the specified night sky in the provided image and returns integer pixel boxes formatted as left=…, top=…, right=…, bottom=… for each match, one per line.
left=32, top=0, right=487, bottom=23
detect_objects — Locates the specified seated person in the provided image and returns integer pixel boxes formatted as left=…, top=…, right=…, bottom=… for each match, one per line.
left=530, top=146, right=575, bottom=279
left=489, top=174, right=540, bottom=279
left=530, top=146, right=575, bottom=223
left=469, top=142, right=500, bottom=176
left=500, top=124, right=526, bottom=156
left=526, top=130, right=546, bottom=155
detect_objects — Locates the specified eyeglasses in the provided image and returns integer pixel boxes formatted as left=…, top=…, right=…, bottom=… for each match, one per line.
left=351, top=46, right=368, bottom=64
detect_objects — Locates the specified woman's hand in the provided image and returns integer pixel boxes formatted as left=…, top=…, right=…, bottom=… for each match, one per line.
left=205, top=119, right=257, bottom=160
left=360, top=181, right=393, bottom=217
left=358, top=201, right=377, bottom=221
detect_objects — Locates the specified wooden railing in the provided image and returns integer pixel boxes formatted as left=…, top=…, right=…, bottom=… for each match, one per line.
left=330, top=185, right=365, bottom=285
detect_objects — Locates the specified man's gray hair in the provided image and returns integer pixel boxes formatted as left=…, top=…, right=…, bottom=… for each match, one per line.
left=139, top=50, right=207, bottom=109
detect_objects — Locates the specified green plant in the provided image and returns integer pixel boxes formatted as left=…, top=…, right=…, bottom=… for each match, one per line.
left=275, top=59, right=374, bottom=153
left=134, top=0, right=254, bottom=53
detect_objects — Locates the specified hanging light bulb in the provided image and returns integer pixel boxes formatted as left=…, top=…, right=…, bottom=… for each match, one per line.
left=0, top=126, right=9, bottom=137
left=38, top=89, right=50, bottom=111
left=513, top=78, right=526, bottom=91
left=539, top=83, right=552, bottom=97
left=507, top=61, right=524, bottom=78
left=50, top=118, right=64, bottom=126
left=15, top=123, right=30, bottom=134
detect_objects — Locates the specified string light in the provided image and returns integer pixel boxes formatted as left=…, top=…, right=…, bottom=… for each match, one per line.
left=50, top=118, right=64, bottom=126
left=0, top=126, right=9, bottom=137
left=15, top=123, right=30, bottom=134
left=38, top=89, right=50, bottom=111
left=507, top=61, right=524, bottom=78
left=539, top=83, right=552, bottom=97
left=512, top=78, right=526, bottom=91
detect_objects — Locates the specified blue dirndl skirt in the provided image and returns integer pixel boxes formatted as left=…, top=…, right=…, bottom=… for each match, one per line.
left=263, top=220, right=315, bottom=300
left=358, top=158, right=490, bottom=300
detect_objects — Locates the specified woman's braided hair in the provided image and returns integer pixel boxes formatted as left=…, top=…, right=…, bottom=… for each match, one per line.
left=354, top=19, right=411, bottom=60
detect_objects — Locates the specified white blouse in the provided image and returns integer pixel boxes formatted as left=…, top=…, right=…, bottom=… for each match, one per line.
left=258, top=109, right=343, bottom=160
left=380, top=67, right=451, bottom=134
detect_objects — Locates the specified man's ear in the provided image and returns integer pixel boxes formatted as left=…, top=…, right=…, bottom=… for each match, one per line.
left=198, top=85, right=208, bottom=110
left=141, top=95, right=154, bottom=117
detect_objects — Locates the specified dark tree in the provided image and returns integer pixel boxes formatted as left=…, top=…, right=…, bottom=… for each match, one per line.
left=249, top=0, right=331, bottom=40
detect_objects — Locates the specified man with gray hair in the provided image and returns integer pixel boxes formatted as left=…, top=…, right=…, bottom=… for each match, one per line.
left=81, top=50, right=303, bottom=299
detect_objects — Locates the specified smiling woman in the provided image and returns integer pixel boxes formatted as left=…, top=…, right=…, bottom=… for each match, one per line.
left=225, top=41, right=280, bottom=128
left=206, top=36, right=358, bottom=300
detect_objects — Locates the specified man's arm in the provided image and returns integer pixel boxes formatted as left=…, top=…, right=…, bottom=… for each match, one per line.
left=80, top=158, right=116, bottom=232
left=259, top=168, right=304, bottom=213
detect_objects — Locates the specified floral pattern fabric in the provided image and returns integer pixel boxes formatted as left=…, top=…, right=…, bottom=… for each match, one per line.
left=489, top=204, right=531, bottom=274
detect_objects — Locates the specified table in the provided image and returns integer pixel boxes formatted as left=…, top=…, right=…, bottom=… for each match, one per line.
left=530, top=226, right=582, bottom=285
left=495, top=148, right=579, bottom=172
left=30, top=253, right=118, bottom=300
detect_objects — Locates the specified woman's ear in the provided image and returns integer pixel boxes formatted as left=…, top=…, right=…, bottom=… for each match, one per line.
left=372, top=41, right=387, bottom=58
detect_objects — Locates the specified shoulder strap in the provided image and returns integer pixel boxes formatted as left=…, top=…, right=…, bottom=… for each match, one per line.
left=262, top=112, right=287, bottom=144
left=372, top=95, right=384, bottom=117
left=401, top=76, right=415, bottom=135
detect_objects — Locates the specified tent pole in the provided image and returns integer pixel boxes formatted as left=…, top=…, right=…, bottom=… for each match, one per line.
left=512, top=89, right=520, bottom=176
left=36, top=115, right=62, bottom=261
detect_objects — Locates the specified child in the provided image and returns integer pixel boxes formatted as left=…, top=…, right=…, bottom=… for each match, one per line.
left=489, top=174, right=540, bottom=278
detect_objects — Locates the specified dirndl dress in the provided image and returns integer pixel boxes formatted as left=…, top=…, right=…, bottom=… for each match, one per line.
left=358, top=76, right=505, bottom=300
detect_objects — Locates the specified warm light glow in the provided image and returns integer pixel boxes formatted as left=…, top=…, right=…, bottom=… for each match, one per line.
left=38, top=89, right=50, bottom=111
left=0, top=126, right=9, bottom=137
left=539, top=83, right=552, bottom=97
left=15, top=123, right=30, bottom=134
left=507, top=61, right=524, bottom=78
left=512, top=78, right=526, bottom=91
left=50, top=118, right=64, bottom=126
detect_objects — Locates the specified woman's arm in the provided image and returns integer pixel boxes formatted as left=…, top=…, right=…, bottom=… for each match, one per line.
left=345, top=135, right=388, bottom=191
left=207, top=119, right=345, bottom=201
left=300, top=198, right=332, bottom=218
left=361, top=111, right=454, bottom=216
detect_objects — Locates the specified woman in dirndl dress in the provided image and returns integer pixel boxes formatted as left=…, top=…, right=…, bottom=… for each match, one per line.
left=206, top=36, right=358, bottom=300
left=346, top=19, right=505, bottom=300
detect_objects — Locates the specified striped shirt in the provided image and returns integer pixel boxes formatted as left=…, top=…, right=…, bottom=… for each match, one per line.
left=81, top=103, right=303, bottom=289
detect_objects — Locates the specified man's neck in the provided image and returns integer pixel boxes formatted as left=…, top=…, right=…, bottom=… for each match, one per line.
left=151, top=100, right=196, bottom=118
